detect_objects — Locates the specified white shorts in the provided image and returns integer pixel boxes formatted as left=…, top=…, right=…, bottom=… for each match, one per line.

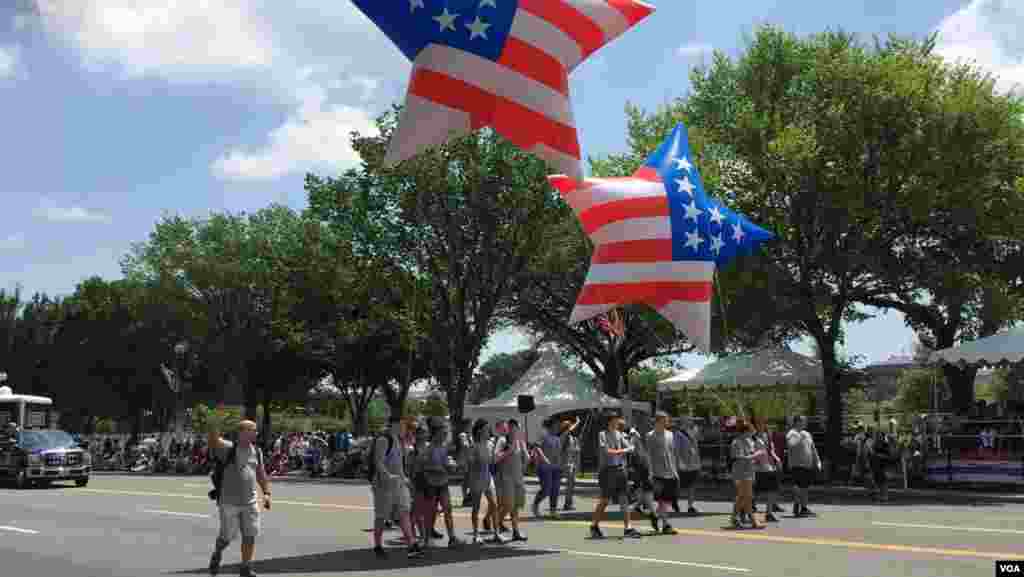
left=218, top=503, right=260, bottom=542
left=374, top=483, right=412, bottom=521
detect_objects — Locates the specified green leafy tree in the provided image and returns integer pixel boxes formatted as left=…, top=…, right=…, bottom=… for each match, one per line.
left=306, top=109, right=564, bottom=436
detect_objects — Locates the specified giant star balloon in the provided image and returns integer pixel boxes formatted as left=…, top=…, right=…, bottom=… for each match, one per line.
left=351, top=0, right=655, bottom=181
left=549, top=123, right=775, bottom=351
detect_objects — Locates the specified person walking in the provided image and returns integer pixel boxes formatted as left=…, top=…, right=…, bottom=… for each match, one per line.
left=786, top=416, right=822, bottom=518
left=560, top=417, right=581, bottom=511
left=532, top=419, right=563, bottom=519
left=495, top=419, right=529, bottom=542
left=753, top=418, right=782, bottom=523
left=371, top=417, right=421, bottom=559
left=646, top=412, right=679, bottom=534
left=729, top=419, right=764, bottom=530
left=590, top=415, right=641, bottom=539
left=467, top=419, right=503, bottom=544
left=672, top=417, right=701, bottom=516
left=420, top=417, right=461, bottom=549
left=206, top=420, right=272, bottom=577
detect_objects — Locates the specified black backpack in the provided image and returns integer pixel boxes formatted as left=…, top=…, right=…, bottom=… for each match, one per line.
left=366, top=434, right=395, bottom=483
left=208, top=445, right=262, bottom=501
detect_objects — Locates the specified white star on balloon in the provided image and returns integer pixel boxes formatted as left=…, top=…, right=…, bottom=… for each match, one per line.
left=466, top=15, right=491, bottom=39
left=479, top=0, right=497, bottom=7
left=673, top=156, right=693, bottom=172
left=409, top=0, right=424, bottom=12
left=675, top=176, right=695, bottom=197
left=708, top=205, right=725, bottom=226
left=685, top=230, right=704, bottom=251
left=710, top=233, right=725, bottom=255
left=684, top=200, right=703, bottom=222
left=434, top=8, right=458, bottom=32
left=732, top=222, right=745, bottom=243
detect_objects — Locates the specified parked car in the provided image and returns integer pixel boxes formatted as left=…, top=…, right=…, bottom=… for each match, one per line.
left=0, top=429, right=91, bottom=489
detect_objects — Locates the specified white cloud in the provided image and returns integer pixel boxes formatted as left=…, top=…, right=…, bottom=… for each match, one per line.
left=0, top=45, right=19, bottom=78
left=211, top=75, right=379, bottom=180
left=30, top=0, right=409, bottom=181
left=934, top=0, right=1024, bottom=95
left=33, top=198, right=113, bottom=224
left=677, top=43, right=713, bottom=58
left=32, top=0, right=275, bottom=81
left=0, top=234, right=26, bottom=251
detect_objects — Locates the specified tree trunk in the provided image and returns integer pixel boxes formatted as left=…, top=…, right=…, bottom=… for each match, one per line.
left=262, top=387, right=273, bottom=452
left=943, top=364, right=978, bottom=414
left=814, top=338, right=843, bottom=482
left=347, top=396, right=371, bottom=437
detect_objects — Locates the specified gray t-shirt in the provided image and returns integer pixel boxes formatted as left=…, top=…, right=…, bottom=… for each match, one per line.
left=468, top=438, right=494, bottom=488
left=560, top=432, right=579, bottom=468
left=495, top=436, right=526, bottom=485
left=374, top=434, right=406, bottom=490
left=646, top=430, right=677, bottom=479
left=598, top=430, right=629, bottom=469
left=215, top=441, right=262, bottom=507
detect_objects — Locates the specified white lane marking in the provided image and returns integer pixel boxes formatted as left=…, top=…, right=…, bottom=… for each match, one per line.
left=546, top=549, right=750, bottom=573
left=79, top=488, right=371, bottom=511
left=0, top=526, right=39, bottom=535
left=142, top=509, right=210, bottom=519
left=872, top=521, right=1024, bottom=535
left=182, top=483, right=204, bottom=488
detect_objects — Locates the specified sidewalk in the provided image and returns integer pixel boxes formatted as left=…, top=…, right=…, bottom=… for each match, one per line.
left=93, top=470, right=1024, bottom=504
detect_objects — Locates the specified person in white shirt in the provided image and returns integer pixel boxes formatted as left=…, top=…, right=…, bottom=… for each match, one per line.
left=786, top=416, right=821, bottom=518
left=646, top=412, right=679, bottom=534
left=590, top=415, right=641, bottom=539
left=494, top=419, right=528, bottom=542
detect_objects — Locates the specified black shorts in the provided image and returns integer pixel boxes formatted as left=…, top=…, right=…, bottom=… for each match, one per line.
left=754, top=471, right=779, bottom=493
left=791, top=467, right=815, bottom=489
left=599, top=467, right=628, bottom=501
left=677, top=470, right=698, bottom=489
left=631, top=465, right=654, bottom=492
left=653, top=477, right=679, bottom=502
left=422, top=483, right=449, bottom=500
left=414, top=473, right=430, bottom=495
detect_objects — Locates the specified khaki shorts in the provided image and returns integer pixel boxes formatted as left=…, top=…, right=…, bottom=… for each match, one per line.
left=499, top=483, right=526, bottom=511
left=374, top=483, right=412, bottom=521
left=218, top=503, right=260, bottom=542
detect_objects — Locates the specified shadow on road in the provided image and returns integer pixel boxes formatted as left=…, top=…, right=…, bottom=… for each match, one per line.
left=174, top=545, right=559, bottom=574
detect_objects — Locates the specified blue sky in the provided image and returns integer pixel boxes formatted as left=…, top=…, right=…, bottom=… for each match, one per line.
left=1, top=1, right=1021, bottom=373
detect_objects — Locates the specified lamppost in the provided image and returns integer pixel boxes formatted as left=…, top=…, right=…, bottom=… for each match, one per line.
left=173, top=342, right=188, bottom=435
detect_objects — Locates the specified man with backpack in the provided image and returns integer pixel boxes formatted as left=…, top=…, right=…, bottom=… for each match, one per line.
left=370, top=417, right=421, bottom=559
left=206, top=420, right=271, bottom=577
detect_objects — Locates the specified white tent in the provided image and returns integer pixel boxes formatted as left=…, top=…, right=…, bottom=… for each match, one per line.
left=658, top=347, right=823, bottom=391
left=930, top=327, right=1024, bottom=366
left=464, top=346, right=647, bottom=441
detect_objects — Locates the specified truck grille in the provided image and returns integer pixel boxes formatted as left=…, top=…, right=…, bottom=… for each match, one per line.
left=65, top=453, right=80, bottom=466
left=45, top=454, right=63, bottom=466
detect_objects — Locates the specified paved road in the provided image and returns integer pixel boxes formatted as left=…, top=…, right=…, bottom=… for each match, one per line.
left=1, top=475, right=1021, bottom=577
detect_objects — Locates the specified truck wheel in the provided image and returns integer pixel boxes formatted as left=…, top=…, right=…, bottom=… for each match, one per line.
left=75, top=478, right=89, bottom=487
left=15, top=470, right=29, bottom=489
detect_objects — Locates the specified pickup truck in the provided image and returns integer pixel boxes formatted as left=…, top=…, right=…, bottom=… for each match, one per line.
left=0, top=429, right=91, bottom=489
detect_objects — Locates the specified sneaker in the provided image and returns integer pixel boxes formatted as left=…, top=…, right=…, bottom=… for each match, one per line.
left=448, top=537, right=462, bottom=549
left=802, top=507, right=817, bottom=517
left=408, top=544, right=424, bottom=559
left=373, top=546, right=387, bottom=559
left=498, top=525, right=510, bottom=534
left=431, top=529, right=444, bottom=539
left=672, top=502, right=681, bottom=513
left=729, top=516, right=743, bottom=529
left=624, top=528, right=642, bottom=539
left=512, top=531, right=528, bottom=542
left=563, top=504, right=575, bottom=511
left=590, top=525, right=605, bottom=539
left=487, top=534, right=505, bottom=544
left=792, top=503, right=800, bottom=517
left=239, top=566, right=257, bottom=577
left=661, top=523, right=678, bottom=535
left=208, top=551, right=222, bottom=576
left=687, top=506, right=699, bottom=516
left=765, top=513, right=779, bottom=523
left=772, top=504, right=785, bottom=513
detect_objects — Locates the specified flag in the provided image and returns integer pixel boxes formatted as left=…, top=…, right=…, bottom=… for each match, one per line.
left=351, top=0, right=655, bottom=181
left=549, top=122, right=774, bottom=352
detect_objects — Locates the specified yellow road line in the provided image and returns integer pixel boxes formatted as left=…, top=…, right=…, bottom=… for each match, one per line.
left=74, top=488, right=1021, bottom=561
